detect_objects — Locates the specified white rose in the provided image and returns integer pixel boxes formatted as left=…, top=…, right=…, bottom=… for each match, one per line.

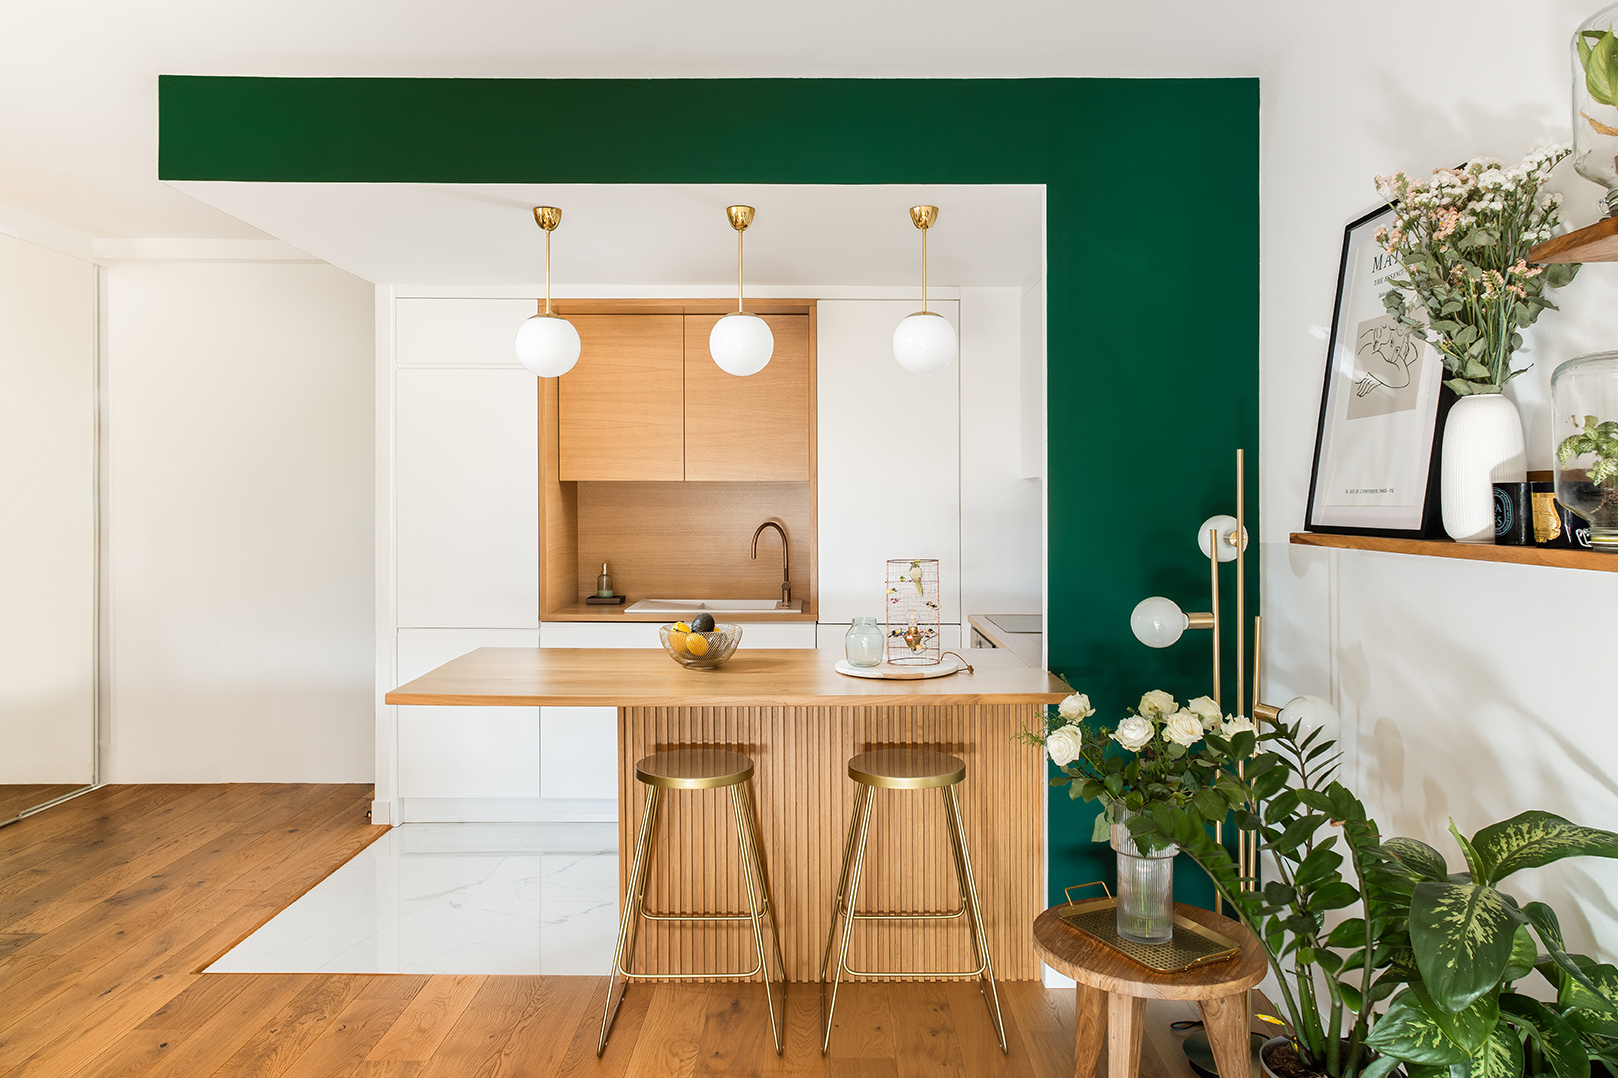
left=1138, top=690, right=1176, bottom=720
left=1221, top=714, right=1257, bottom=739
left=1045, top=724, right=1084, bottom=767
left=1112, top=715, right=1155, bottom=752
left=1186, top=695, right=1222, bottom=731
left=1057, top=693, right=1094, bottom=722
left=1163, top=710, right=1204, bottom=747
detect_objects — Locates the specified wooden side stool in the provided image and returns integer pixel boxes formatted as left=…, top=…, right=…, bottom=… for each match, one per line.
left=1032, top=902, right=1267, bottom=1078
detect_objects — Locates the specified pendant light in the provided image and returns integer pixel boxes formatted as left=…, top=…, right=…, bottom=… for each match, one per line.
left=892, top=205, right=957, bottom=376
left=514, top=206, right=582, bottom=377
left=708, top=205, right=774, bottom=377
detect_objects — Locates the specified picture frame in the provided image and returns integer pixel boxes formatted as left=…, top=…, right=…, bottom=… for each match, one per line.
left=1303, top=202, right=1449, bottom=537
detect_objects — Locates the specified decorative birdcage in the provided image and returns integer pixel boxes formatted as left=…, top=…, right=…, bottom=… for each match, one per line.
left=885, top=558, right=941, bottom=665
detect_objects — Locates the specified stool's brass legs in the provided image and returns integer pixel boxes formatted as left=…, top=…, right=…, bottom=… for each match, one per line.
left=729, top=784, right=785, bottom=1054
left=820, top=780, right=876, bottom=1053
left=599, top=780, right=784, bottom=1058
left=819, top=781, right=1005, bottom=1055
left=944, top=784, right=1007, bottom=1052
left=599, top=785, right=661, bottom=1056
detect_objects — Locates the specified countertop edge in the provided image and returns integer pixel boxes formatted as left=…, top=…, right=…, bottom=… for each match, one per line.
left=384, top=692, right=1070, bottom=707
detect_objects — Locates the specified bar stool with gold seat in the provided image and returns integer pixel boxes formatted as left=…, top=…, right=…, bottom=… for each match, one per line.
left=818, top=747, right=1006, bottom=1055
left=597, top=748, right=786, bottom=1057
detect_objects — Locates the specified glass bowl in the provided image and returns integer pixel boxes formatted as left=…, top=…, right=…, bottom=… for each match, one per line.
left=659, top=623, right=743, bottom=669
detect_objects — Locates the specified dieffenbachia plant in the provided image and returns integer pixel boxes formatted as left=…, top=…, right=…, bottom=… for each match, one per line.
left=1363, top=814, right=1618, bottom=1078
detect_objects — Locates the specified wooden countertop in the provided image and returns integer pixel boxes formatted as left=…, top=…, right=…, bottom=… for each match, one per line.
left=544, top=601, right=817, bottom=623
left=385, top=647, right=1071, bottom=708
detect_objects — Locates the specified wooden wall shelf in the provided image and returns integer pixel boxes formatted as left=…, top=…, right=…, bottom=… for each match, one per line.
left=1529, top=216, right=1618, bottom=264
left=1290, top=531, right=1618, bottom=572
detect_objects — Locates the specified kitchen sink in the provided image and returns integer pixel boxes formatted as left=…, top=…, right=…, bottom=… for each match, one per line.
left=624, top=598, right=804, bottom=615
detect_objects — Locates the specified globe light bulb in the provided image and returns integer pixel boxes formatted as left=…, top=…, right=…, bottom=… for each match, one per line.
left=1197, top=515, right=1250, bottom=563
left=892, top=311, right=957, bottom=376
left=514, top=314, right=582, bottom=377
left=1278, top=695, right=1341, bottom=744
left=708, top=313, right=774, bottom=376
left=1130, top=596, right=1188, bottom=648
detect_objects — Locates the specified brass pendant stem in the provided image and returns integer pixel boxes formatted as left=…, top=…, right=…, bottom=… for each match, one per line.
left=738, top=228, right=745, bottom=314
left=545, top=227, right=552, bottom=315
left=922, top=226, right=928, bottom=314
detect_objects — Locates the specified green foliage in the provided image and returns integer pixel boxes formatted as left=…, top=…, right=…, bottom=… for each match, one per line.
left=1580, top=26, right=1618, bottom=108
left=1556, top=416, right=1618, bottom=486
left=1375, top=149, right=1579, bottom=395
left=1124, top=715, right=1618, bottom=1078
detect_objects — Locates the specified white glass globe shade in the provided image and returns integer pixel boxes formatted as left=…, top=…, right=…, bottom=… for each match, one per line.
left=1130, top=596, right=1188, bottom=648
left=1197, top=515, right=1250, bottom=563
left=514, top=314, right=582, bottom=377
left=1278, top=694, right=1341, bottom=744
left=708, top=313, right=774, bottom=376
left=892, top=311, right=957, bottom=375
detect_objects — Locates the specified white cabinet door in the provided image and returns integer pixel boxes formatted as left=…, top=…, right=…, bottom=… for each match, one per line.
left=816, top=300, right=961, bottom=625
left=396, top=368, right=539, bottom=628
left=396, top=629, right=540, bottom=799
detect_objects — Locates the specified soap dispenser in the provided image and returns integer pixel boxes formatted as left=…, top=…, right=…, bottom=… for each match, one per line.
left=596, top=562, right=614, bottom=598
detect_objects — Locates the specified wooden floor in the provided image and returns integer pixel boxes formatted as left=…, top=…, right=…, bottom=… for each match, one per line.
left=0, top=784, right=86, bottom=823
left=0, top=783, right=1226, bottom=1078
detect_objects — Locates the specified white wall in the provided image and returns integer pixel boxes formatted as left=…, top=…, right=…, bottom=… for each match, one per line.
left=103, top=260, right=375, bottom=782
left=1261, top=2, right=1618, bottom=956
left=0, top=234, right=96, bottom=785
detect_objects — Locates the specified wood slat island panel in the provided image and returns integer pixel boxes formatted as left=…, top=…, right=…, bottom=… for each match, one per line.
left=620, top=702, right=1045, bottom=983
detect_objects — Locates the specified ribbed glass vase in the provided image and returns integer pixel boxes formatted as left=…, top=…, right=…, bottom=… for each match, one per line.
left=1110, top=807, right=1177, bottom=945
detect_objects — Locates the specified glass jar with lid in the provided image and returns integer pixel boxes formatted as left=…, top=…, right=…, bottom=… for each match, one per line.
left=1552, top=350, right=1618, bottom=552
left=1573, top=2, right=1618, bottom=217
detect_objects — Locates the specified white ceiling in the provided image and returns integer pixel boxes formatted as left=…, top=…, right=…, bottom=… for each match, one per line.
left=169, top=182, right=1044, bottom=287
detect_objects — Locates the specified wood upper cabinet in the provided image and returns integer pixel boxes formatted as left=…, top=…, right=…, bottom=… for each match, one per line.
left=684, top=314, right=812, bottom=482
left=558, top=315, right=685, bottom=481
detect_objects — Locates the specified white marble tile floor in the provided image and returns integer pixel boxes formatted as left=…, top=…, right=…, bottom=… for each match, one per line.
left=207, top=823, right=620, bottom=976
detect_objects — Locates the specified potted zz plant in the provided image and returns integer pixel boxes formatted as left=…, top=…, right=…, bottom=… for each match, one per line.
left=1022, top=691, right=1257, bottom=946
left=1128, top=717, right=1618, bottom=1078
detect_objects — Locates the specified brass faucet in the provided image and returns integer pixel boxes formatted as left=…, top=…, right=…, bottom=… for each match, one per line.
left=751, top=521, right=791, bottom=609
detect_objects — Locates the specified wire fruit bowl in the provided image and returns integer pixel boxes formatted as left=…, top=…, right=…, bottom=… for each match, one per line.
left=659, top=623, right=743, bottom=669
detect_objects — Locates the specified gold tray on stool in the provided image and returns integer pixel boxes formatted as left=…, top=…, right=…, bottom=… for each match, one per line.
left=1057, top=887, right=1241, bottom=974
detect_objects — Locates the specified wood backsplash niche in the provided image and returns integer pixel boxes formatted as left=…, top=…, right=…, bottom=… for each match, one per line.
left=536, top=299, right=817, bottom=620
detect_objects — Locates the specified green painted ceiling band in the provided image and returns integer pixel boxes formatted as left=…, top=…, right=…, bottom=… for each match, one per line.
left=159, top=75, right=1260, bottom=908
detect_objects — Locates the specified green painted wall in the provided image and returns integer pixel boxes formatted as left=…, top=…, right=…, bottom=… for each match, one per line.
left=158, top=75, right=1260, bottom=910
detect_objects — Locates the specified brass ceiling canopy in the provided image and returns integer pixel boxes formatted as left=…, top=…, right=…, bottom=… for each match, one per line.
left=533, top=206, right=562, bottom=232
left=726, top=205, right=756, bottom=232
left=909, top=205, right=939, bottom=230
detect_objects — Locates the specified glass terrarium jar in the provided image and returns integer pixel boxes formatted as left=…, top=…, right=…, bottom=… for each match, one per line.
left=1552, top=350, right=1618, bottom=552
left=1573, top=2, right=1618, bottom=217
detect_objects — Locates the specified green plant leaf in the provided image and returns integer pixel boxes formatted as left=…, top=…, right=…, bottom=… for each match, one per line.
left=1500, top=993, right=1589, bottom=1078
left=1450, top=819, right=1486, bottom=883
left=1420, top=984, right=1500, bottom=1055
left=1313, top=881, right=1361, bottom=910
left=1091, top=809, right=1110, bottom=841
left=1465, top=1023, right=1526, bottom=1078
left=1561, top=960, right=1618, bottom=1039
left=1327, top=917, right=1367, bottom=948
left=1340, top=981, right=1364, bottom=1013
left=1410, top=881, right=1526, bottom=1012
left=1366, top=989, right=1472, bottom=1065
left=1502, top=924, right=1538, bottom=983
left=1294, top=846, right=1345, bottom=888
left=1470, top=812, right=1618, bottom=886
left=1386, top=837, right=1451, bottom=882
left=1360, top=1057, right=1402, bottom=1078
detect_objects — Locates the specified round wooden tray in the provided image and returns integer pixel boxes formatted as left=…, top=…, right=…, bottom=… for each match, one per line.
left=833, top=654, right=965, bottom=680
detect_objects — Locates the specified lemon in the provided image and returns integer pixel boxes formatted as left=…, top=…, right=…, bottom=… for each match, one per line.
left=672, top=621, right=691, bottom=633
left=685, top=633, right=711, bottom=658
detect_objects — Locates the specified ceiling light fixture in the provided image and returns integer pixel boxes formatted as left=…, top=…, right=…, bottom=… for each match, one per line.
left=708, top=205, right=774, bottom=377
left=514, top=206, right=581, bottom=378
left=892, top=205, right=957, bottom=376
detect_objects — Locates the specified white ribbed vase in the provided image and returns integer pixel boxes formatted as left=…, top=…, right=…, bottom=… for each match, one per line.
left=1441, top=394, right=1527, bottom=543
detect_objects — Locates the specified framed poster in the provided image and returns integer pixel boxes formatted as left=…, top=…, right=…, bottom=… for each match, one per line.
left=1304, top=203, right=1447, bottom=536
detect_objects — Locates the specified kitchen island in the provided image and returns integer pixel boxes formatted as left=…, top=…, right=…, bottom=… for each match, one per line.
left=386, top=647, right=1069, bottom=981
